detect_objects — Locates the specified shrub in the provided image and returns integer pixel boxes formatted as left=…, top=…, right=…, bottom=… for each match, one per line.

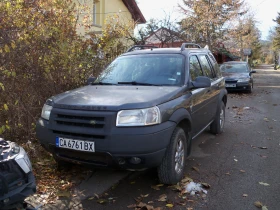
left=0, top=0, right=135, bottom=141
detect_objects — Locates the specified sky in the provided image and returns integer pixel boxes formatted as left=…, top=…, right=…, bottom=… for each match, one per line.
left=137, top=0, right=280, bottom=40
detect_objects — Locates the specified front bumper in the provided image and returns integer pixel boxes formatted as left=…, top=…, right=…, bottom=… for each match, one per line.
left=36, top=114, right=177, bottom=170
left=225, top=82, right=251, bottom=91
left=0, top=172, right=36, bottom=209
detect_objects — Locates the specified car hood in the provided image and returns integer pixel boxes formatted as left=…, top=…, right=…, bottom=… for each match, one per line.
left=52, top=85, right=187, bottom=111
left=222, top=72, right=249, bottom=80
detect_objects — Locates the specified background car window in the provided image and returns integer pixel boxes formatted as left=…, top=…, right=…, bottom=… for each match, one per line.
left=198, top=55, right=215, bottom=78
left=189, top=56, right=204, bottom=81
left=220, top=63, right=249, bottom=73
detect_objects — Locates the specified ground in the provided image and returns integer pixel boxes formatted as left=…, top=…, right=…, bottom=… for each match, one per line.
left=26, top=64, right=280, bottom=210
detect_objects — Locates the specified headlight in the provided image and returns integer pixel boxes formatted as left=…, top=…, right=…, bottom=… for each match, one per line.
left=238, top=78, right=250, bottom=82
left=116, top=106, right=161, bottom=127
left=41, top=104, right=53, bottom=120
left=15, top=147, right=32, bottom=173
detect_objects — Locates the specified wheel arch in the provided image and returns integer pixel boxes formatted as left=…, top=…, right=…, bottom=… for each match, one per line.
left=169, top=108, right=192, bottom=156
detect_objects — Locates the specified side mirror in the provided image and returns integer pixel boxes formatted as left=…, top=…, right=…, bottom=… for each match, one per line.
left=249, top=70, right=256, bottom=75
left=190, top=76, right=211, bottom=89
left=87, top=77, right=96, bottom=85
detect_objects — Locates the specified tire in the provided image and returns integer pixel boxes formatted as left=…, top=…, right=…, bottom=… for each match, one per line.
left=248, top=82, right=252, bottom=93
left=210, top=102, right=225, bottom=134
left=157, top=127, right=187, bottom=184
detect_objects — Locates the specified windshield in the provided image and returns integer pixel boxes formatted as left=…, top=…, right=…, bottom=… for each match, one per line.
left=95, top=54, right=185, bottom=86
left=220, top=63, right=249, bottom=73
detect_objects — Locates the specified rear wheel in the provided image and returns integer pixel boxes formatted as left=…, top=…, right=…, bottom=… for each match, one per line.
left=210, top=102, right=225, bottom=134
left=157, top=127, right=187, bottom=184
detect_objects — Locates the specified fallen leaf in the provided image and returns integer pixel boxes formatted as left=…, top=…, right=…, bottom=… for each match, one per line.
left=181, top=176, right=193, bottom=183
left=259, top=182, right=270, bottom=186
left=240, top=170, right=246, bottom=173
left=97, top=199, right=107, bottom=204
left=243, top=194, right=248, bottom=197
left=127, top=204, right=136, bottom=208
left=168, top=184, right=182, bottom=191
left=234, top=159, right=238, bottom=162
left=166, top=203, right=174, bottom=208
left=192, top=166, right=200, bottom=172
left=147, top=201, right=154, bottom=204
left=263, top=118, right=269, bottom=122
left=187, top=208, right=193, bottom=210
left=254, top=201, right=263, bottom=208
left=151, top=185, right=160, bottom=190
left=141, top=194, right=149, bottom=198
left=94, top=193, right=99, bottom=199
left=157, top=194, right=167, bottom=202
left=262, top=206, right=268, bottom=210
left=156, top=184, right=164, bottom=187
left=225, top=172, right=231, bottom=175
left=57, top=190, right=71, bottom=198
left=130, top=181, right=136, bottom=184
left=201, top=183, right=211, bottom=188
left=88, top=197, right=95, bottom=200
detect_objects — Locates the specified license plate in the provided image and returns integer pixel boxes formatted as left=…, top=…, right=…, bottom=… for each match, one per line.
left=226, top=83, right=236, bottom=87
left=56, top=137, right=95, bottom=152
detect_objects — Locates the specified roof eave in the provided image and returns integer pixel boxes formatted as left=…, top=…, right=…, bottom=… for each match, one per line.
left=122, top=0, right=146, bottom=24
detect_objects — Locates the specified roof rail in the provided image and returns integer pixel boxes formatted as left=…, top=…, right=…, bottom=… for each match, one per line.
left=126, top=45, right=158, bottom=52
left=181, top=43, right=201, bottom=51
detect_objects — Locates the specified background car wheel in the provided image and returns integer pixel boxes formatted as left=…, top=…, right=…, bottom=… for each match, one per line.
left=248, top=82, right=253, bottom=93
left=210, top=102, right=225, bottom=134
left=157, top=127, right=187, bottom=184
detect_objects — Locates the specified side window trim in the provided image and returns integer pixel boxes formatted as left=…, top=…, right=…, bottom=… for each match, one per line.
left=197, top=53, right=214, bottom=79
left=205, top=55, right=217, bottom=78
left=189, top=54, right=204, bottom=81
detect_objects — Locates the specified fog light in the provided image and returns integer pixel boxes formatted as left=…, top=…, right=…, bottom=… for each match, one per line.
left=129, top=157, right=141, bottom=164
left=118, top=158, right=126, bottom=165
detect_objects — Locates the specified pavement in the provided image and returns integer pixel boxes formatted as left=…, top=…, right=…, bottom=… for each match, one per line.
left=26, top=64, right=280, bottom=210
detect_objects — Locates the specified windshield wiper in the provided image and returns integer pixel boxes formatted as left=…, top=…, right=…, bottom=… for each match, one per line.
left=92, top=82, right=116, bottom=85
left=118, top=81, right=162, bottom=86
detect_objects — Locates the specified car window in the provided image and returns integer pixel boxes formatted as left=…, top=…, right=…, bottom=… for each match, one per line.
left=189, top=55, right=204, bottom=81
left=220, top=63, right=250, bottom=73
left=95, top=54, right=185, bottom=86
left=198, top=54, right=215, bottom=79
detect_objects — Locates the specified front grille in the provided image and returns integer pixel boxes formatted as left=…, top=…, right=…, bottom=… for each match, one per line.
left=54, top=114, right=105, bottom=129
left=225, top=80, right=237, bottom=83
left=55, top=148, right=112, bottom=166
left=0, top=160, right=27, bottom=196
left=50, top=108, right=115, bottom=141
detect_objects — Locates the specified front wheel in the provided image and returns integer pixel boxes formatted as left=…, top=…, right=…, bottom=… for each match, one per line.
left=157, top=127, right=187, bottom=184
left=210, top=102, right=225, bottom=134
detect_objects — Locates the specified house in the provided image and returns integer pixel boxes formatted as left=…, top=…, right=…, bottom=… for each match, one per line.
left=145, top=27, right=185, bottom=48
left=75, top=0, right=146, bottom=36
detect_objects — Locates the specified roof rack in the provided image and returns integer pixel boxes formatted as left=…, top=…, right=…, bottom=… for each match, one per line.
left=126, top=45, right=158, bottom=52
left=181, top=43, right=201, bottom=51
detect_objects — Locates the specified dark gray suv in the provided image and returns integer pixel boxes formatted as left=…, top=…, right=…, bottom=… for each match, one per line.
left=36, top=43, right=227, bottom=184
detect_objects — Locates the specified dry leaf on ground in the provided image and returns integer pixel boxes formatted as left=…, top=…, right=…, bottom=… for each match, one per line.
left=259, top=182, right=270, bottom=186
